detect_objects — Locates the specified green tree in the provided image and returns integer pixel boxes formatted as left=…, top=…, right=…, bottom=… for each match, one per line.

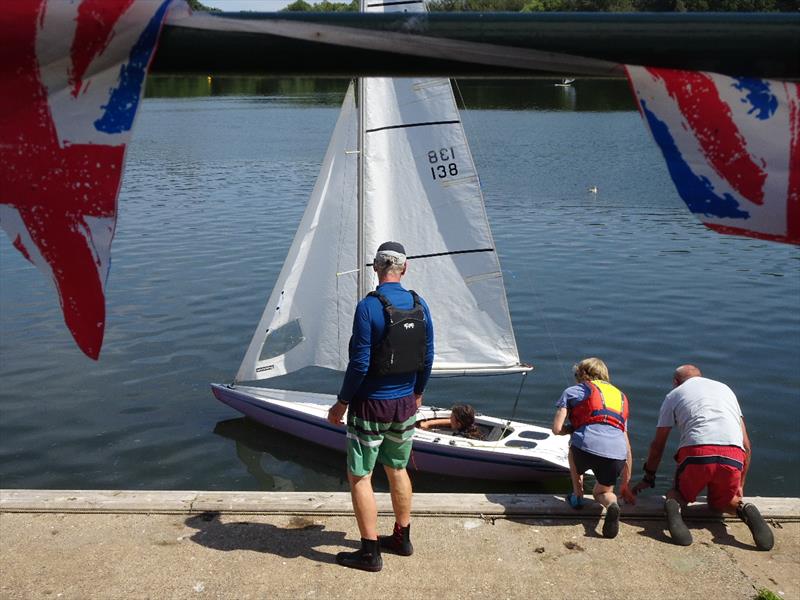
left=282, top=0, right=357, bottom=10
left=522, top=0, right=568, bottom=10
left=285, top=0, right=313, bottom=10
left=186, top=0, right=218, bottom=10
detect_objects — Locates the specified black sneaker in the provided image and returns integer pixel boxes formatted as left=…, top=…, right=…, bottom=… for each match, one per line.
left=737, top=502, right=774, bottom=551
left=336, top=539, right=383, bottom=572
left=602, top=502, right=620, bottom=539
left=665, top=498, right=693, bottom=546
left=379, top=522, right=413, bottom=556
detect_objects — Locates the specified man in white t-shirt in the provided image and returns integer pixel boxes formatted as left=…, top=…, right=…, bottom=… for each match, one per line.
left=632, top=364, right=773, bottom=550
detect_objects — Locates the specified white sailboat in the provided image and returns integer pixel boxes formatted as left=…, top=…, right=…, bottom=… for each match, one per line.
left=211, top=0, right=569, bottom=481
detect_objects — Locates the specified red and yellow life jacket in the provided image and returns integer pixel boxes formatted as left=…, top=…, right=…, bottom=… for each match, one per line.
left=569, top=380, right=629, bottom=432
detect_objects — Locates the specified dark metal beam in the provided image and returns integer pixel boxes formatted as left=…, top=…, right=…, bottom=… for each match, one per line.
left=150, top=12, right=800, bottom=79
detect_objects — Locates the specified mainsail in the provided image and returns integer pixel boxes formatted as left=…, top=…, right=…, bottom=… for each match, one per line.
left=236, top=1, right=527, bottom=382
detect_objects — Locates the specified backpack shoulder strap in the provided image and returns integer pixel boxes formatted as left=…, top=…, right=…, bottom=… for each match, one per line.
left=367, top=291, right=393, bottom=310
left=408, top=290, right=421, bottom=307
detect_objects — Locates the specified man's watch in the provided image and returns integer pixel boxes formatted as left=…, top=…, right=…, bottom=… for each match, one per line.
left=641, top=462, right=656, bottom=487
left=336, top=397, right=349, bottom=406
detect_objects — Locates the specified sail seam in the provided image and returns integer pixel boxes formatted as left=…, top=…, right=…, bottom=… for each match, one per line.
left=366, top=119, right=460, bottom=134
left=441, top=175, right=479, bottom=187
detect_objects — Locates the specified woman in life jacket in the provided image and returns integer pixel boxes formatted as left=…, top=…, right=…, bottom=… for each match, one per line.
left=552, top=357, right=635, bottom=539
left=418, top=404, right=484, bottom=440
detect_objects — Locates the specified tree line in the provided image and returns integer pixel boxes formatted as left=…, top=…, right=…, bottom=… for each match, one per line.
left=282, top=0, right=798, bottom=11
left=187, top=0, right=798, bottom=12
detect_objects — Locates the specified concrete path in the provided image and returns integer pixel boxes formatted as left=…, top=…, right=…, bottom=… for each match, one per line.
left=1, top=491, right=797, bottom=600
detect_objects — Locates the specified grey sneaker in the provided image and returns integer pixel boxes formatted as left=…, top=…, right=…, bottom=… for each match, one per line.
left=665, top=498, right=693, bottom=546
left=737, top=502, right=774, bottom=551
left=602, top=502, right=620, bottom=539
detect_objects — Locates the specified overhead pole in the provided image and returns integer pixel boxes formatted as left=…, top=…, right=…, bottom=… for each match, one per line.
left=150, top=12, right=800, bottom=79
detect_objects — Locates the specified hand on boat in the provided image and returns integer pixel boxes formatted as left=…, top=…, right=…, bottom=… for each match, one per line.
left=631, top=479, right=652, bottom=496
left=620, top=484, right=637, bottom=505
left=327, top=401, right=347, bottom=425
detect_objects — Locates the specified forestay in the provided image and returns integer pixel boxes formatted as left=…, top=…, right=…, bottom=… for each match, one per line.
left=236, top=0, right=528, bottom=382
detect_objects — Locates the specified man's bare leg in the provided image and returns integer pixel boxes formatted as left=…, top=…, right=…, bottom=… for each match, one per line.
left=383, top=465, right=412, bottom=526
left=348, top=471, right=378, bottom=540
left=380, top=464, right=414, bottom=556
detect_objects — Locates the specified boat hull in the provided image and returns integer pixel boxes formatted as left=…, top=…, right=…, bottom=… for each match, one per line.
left=211, top=384, right=569, bottom=481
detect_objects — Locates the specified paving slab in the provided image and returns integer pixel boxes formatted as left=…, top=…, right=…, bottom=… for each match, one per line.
left=1, top=491, right=797, bottom=600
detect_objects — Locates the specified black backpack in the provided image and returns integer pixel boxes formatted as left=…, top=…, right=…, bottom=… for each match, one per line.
left=367, top=290, right=427, bottom=377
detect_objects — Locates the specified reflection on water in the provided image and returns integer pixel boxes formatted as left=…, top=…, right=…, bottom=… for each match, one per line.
left=146, top=76, right=636, bottom=112
left=1, top=78, right=797, bottom=496
left=213, top=418, right=347, bottom=492
left=146, top=76, right=350, bottom=103
left=555, top=84, right=577, bottom=111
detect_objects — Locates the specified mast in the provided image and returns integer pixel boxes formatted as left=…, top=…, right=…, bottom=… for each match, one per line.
left=356, top=0, right=368, bottom=302
left=356, top=78, right=366, bottom=301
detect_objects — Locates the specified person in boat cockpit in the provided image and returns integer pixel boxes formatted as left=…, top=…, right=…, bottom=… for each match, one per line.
left=417, top=404, right=484, bottom=440
left=326, top=241, right=434, bottom=572
left=552, top=357, right=635, bottom=539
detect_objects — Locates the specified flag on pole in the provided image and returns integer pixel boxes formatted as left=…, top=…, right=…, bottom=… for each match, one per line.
left=626, top=66, right=799, bottom=245
left=0, top=0, right=177, bottom=359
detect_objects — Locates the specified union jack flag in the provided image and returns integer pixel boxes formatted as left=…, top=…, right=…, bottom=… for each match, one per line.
left=627, top=66, right=800, bottom=245
left=0, top=0, right=175, bottom=359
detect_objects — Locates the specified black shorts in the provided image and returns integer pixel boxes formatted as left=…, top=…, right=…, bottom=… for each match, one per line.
left=571, top=446, right=626, bottom=487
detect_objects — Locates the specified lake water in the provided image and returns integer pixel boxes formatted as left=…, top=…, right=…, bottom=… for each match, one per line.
left=1, top=78, right=798, bottom=496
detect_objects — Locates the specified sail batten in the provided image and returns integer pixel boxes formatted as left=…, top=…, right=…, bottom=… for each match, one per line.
left=365, top=247, right=495, bottom=266
left=236, top=0, right=526, bottom=385
left=366, top=119, right=461, bottom=133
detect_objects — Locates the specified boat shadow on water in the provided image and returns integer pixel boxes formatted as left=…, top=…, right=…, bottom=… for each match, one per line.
left=214, top=417, right=570, bottom=494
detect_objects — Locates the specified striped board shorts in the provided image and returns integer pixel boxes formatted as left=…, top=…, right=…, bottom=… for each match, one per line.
left=346, top=393, right=418, bottom=477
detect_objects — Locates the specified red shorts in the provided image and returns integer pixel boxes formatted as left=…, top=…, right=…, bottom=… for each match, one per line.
left=674, top=445, right=745, bottom=509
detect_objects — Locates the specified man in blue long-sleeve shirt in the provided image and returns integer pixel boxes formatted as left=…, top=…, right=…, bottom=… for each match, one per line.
left=327, top=241, right=434, bottom=572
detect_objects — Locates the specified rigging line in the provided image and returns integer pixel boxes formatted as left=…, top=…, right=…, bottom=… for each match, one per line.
left=450, top=77, right=480, bottom=166
left=365, top=119, right=460, bottom=134
left=525, top=264, right=570, bottom=384
left=496, top=371, right=528, bottom=446
left=365, top=247, right=493, bottom=266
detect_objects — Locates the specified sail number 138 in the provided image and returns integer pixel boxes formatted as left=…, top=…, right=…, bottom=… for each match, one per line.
left=428, top=147, right=458, bottom=180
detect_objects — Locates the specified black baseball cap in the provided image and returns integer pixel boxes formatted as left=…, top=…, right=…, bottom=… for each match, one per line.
left=376, top=241, right=406, bottom=255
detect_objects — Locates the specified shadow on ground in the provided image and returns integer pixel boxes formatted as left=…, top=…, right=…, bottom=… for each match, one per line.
left=484, top=493, right=764, bottom=551
left=184, top=512, right=356, bottom=564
